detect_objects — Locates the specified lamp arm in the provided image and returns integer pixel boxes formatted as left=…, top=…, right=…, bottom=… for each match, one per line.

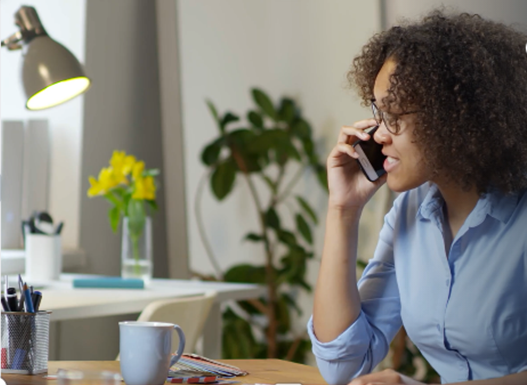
left=1, top=6, right=47, bottom=51
left=1, top=31, right=24, bottom=50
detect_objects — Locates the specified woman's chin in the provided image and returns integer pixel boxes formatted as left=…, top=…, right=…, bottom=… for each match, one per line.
left=386, top=174, right=422, bottom=193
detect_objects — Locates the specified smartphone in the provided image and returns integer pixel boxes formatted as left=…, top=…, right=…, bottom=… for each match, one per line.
left=352, top=125, right=387, bottom=182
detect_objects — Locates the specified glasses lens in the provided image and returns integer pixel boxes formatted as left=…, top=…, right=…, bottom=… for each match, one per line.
left=383, top=112, right=400, bottom=134
left=371, top=103, right=382, bottom=125
left=371, top=102, right=401, bottom=134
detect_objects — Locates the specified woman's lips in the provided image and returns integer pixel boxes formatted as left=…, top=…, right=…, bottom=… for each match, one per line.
left=383, top=156, right=399, bottom=172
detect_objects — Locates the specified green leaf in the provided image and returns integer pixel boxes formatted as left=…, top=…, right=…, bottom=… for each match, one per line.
left=127, top=199, right=146, bottom=236
left=225, top=130, right=263, bottom=173
left=247, top=110, right=264, bottom=129
left=146, top=199, right=158, bottom=213
left=238, top=299, right=265, bottom=315
left=143, top=168, right=160, bottom=177
left=276, top=295, right=291, bottom=334
left=222, top=307, right=259, bottom=358
left=296, top=214, right=312, bottom=244
left=220, top=112, right=240, bottom=131
left=285, top=143, right=301, bottom=162
left=296, top=196, right=318, bottom=224
left=291, top=119, right=312, bottom=139
left=104, top=191, right=123, bottom=211
left=108, top=206, right=121, bottom=233
left=227, top=129, right=256, bottom=147
left=246, top=129, right=287, bottom=155
left=244, top=233, right=264, bottom=242
left=252, top=88, right=277, bottom=121
left=278, top=98, right=296, bottom=123
left=123, top=193, right=132, bottom=217
left=211, top=159, right=237, bottom=200
left=301, top=136, right=315, bottom=160
left=274, top=146, right=290, bottom=166
left=224, top=264, right=267, bottom=284
left=316, top=165, right=329, bottom=192
left=201, top=138, right=223, bottom=165
left=277, top=230, right=297, bottom=246
left=264, top=207, right=280, bottom=230
left=278, top=246, right=311, bottom=291
left=206, top=100, right=221, bottom=132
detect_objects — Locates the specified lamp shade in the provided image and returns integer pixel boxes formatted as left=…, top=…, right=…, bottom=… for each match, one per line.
left=22, top=35, right=91, bottom=110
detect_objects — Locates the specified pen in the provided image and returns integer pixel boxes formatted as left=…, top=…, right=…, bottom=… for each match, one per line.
left=32, top=291, right=42, bottom=312
left=3, top=275, right=8, bottom=297
left=17, top=275, right=25, bottom=311
left=23, top=283, right=34, bottom=313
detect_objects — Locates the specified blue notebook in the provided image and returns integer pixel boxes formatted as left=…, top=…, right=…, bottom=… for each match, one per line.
left=72, top=277, right=144, bottom=289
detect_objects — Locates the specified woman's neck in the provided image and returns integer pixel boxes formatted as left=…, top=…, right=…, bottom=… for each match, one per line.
left=435, top=180, right=480, bottom=239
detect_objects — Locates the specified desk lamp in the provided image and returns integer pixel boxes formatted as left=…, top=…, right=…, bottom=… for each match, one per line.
left=1, top=6, right=91, bottom=110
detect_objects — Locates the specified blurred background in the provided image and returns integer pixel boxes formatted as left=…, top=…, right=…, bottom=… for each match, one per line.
left=1, top=0, right=526, bottom=370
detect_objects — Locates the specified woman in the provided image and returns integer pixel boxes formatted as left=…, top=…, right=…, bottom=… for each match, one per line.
left=309, top=10, right=527, bottom=385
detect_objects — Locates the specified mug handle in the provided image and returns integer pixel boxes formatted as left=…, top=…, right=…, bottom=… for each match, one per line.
left=169, top=324, right=186, bottom=367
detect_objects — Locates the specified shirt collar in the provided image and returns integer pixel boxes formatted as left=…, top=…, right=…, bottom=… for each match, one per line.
left=417, top=183, right=519, bottom=225
left=416, top=183, right=444, bottom=221
left=484, top=189, right=519, bottom=224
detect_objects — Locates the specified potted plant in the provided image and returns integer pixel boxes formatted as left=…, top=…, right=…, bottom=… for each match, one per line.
left=87, top=150, right=159, bottom=281
left=197, top=88, right=327, bottom=361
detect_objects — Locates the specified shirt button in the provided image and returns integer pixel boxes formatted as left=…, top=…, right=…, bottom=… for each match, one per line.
left=446, top=279, right=450, bottom=286
left=437, top=324, right=441, bottom=331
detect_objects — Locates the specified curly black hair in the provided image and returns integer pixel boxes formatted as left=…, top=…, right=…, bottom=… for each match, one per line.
left=349, top=9, right=527, bottom=194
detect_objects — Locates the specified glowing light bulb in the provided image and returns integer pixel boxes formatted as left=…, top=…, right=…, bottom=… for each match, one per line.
left=26, top=77, right=90, bottom=110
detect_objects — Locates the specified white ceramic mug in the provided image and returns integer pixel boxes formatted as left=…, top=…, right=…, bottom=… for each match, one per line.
left=25, top=234, right=62, bottom=281
left=119, top=321, right=185, bottom=385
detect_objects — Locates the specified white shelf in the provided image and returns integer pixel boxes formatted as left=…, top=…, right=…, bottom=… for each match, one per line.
left=1, top=248, right=87, bottom=275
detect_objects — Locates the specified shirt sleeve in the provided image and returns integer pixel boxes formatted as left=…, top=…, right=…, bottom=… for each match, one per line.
left=307, top=198, right=403, bottom=385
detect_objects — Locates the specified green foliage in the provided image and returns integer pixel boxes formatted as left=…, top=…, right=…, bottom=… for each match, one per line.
left=201, top=88, right=327, bottom=362
left=211, top=159, right=237, bottom=200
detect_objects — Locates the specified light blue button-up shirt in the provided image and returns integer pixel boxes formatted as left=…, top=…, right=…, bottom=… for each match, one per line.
left=308, top=183, right=527, bottom=384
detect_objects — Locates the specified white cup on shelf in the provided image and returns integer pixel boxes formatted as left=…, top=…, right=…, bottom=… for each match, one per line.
left=25, top=234, right=62, bottom=281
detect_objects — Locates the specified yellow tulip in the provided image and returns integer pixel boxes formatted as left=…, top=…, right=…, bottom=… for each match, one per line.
left=110, top=150, right=136, bottom=181
left=87, top=176, right=103, bottom=197
left=132, top=161, right=145, bottom=180
left=87, top=166, right=122, bottom=197
left=132, top=175, right=156, bottom=200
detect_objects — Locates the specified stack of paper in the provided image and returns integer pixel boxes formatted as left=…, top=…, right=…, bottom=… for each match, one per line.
left=168, top=353, right=248, bottom=383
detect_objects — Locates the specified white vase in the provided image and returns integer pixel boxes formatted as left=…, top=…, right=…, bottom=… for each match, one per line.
left=121, top=216, right=153, bottom=282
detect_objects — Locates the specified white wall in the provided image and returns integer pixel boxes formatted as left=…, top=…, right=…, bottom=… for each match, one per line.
left=385, top=0, right=527, bottom=28
left=177, top=0, right=381, bottom=339
left=0, top=0, right=86, bottom=249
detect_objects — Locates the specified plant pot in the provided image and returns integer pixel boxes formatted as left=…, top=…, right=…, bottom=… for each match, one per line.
left=121, top=216, right=153, bottom=282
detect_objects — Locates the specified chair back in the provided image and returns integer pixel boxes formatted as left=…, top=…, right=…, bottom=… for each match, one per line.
left=117, top=291, right=217, bottom=359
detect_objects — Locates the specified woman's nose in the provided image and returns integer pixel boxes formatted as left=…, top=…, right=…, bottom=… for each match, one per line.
left=373, top=122, right=391, bottom=145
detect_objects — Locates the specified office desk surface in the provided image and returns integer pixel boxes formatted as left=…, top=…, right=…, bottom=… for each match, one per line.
left=2, top=359, right=326, bottom=384
left=34, top=274, right=267, bottom=321
left=25, top=274, right=266, bottom=358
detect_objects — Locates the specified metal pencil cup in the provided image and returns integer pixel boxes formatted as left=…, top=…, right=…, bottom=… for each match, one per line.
left=1, top=311, right=51, bottom=374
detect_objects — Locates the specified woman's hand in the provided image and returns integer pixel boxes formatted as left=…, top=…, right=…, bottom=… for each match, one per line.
left=327, top=119, right=386, bottom=211
left=349, top=369, right=430, bottom=385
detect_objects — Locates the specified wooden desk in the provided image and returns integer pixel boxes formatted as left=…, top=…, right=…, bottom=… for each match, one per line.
left=2, top=359, right=326, bottom=384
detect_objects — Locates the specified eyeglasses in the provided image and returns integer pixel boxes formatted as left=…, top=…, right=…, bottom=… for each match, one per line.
left=371, top=100, right=419, bottom=135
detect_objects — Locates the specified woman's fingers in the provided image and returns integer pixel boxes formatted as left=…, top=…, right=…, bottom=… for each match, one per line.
left=337, top=119, right=377, bottom=144
left=335, top=143, right=359, bottom=159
